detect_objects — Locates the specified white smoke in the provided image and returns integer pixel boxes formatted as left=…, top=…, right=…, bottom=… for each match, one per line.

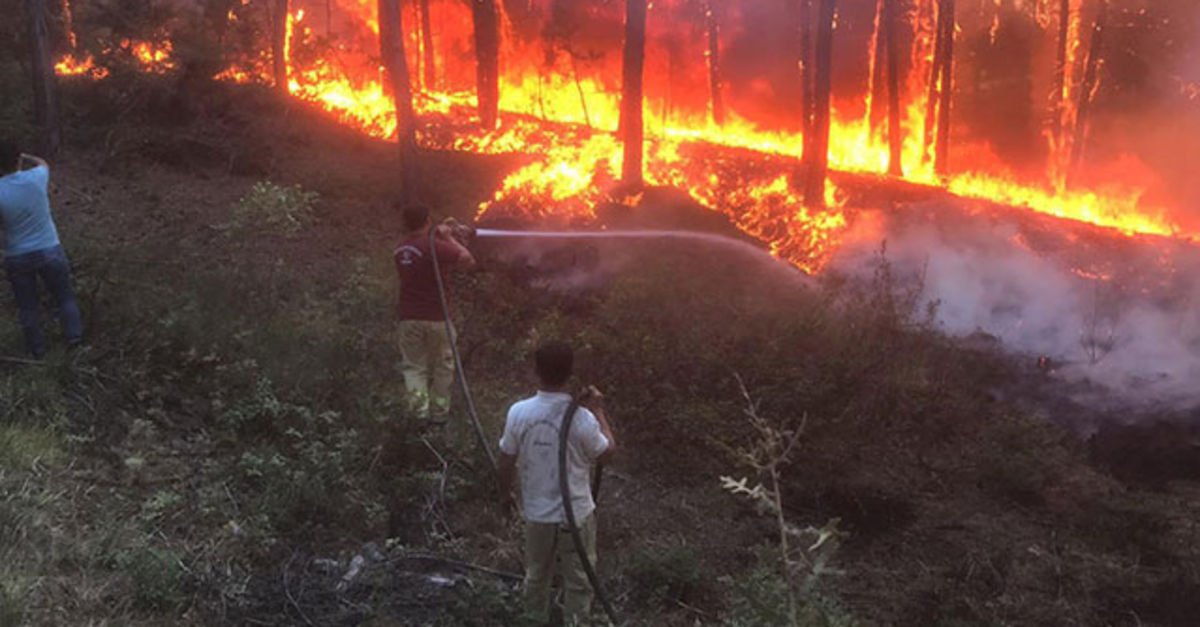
left=828, top=204, right=1200, bottom=413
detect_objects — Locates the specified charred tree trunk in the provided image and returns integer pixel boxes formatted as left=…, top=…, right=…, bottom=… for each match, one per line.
left=420, top=0, right=436, bottom=89
left=923, top=0, right=945, bottom=161
left=799, top=0, right=815, bottom=163
left=620, top=0, right=647, bottom=188
left=1052, top=0, right=1069, bottom=141
left=379, top=0, right=419, bottom=202
left=804, top=0, right=835, bottom=207
left=934, top=0, right=954, bottom=175
left=326, top=0, right=333, bottom=36
left=60, top=0, right=75, bottom=48
left=471, top=0, right=500, bottom=129
left=885, top=0, right=903, bottom=176
left=868, top=0, right=887, bottom=134
left=704, top=0, right=725, bottom=126
left=1069, top=0, right=1107, bottom=184
left=270, top=0, right=290, bottom=93
left=25, top=0, right=60, bottom=156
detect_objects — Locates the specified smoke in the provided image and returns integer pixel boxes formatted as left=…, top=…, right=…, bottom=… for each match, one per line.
left=476, top=228, right=811, bottom=292
left=828, top=204, right=1200, bottom=414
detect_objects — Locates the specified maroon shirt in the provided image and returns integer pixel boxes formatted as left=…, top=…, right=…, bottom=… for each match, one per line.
left=394, top=233, right=463, bottom=321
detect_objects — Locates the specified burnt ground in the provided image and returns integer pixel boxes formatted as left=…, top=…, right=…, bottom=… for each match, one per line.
left=1, top=79, right=1199, bottom=626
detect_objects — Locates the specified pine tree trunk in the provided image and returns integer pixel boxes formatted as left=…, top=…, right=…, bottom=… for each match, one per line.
left=705, top=0, right=725, bottom=126
left=420, top=0, right=436, bottom=90
left=923, top=0, right=945, bottom=161
left=1069, top=0, right=1106, bottom=183
left=804, top=0, right=836, bottom=207
left=60, top=0, right=76, bottom=48
left=799, top=0, right=815, bottom=162
left=379, top=0, right=419, bottom=202
left=868, top=0, right=887, bottom=134
left=620, top=0, right=647, bottom=188
left=471, top=0, right=500, bottom=129
left=25, top=0, right=60, bottom=156
left=934, top=0, right=954, bottom=175
left=271, top=0, right=290, bottom=93
left=1053, top=0, right=1069, bottom=141
left=885, top=0, right=903, bottom=176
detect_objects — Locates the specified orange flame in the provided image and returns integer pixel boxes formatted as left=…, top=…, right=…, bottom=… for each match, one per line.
left=75, top=1, right=1196, bottom=272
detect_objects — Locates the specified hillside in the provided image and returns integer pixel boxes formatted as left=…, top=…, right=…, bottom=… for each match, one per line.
left=1, top=81, right=1199, bottom=626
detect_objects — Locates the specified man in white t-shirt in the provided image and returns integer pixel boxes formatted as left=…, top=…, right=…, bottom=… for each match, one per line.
left=498, top=341, right=617, bottom=624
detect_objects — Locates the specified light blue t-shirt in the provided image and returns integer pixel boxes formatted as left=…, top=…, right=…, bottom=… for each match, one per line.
left=0, top=166, right=61, bottom=256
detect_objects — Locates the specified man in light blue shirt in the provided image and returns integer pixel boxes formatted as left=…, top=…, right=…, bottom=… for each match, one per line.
left=0, top=139, right=83, bottom=357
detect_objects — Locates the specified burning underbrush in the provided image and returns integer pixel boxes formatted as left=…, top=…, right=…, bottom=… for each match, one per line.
left=1, top=79, right=1199, bottom=624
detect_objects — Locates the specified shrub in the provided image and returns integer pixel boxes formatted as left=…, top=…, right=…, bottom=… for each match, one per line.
left=626, top=543, right=706, bottom=608
left=115, top=546, right=186, bottom=611
left=232, top=181, right=318, bottom=235
left=719, top=380, right=856, bottom=626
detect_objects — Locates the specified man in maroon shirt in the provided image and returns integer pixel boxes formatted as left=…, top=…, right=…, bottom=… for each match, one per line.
left=393, top=205, right=476, bottom=421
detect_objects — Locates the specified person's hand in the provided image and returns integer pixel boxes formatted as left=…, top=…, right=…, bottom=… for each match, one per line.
left=499, top=493, right=516, bottom=517
left=580, top=385, right=605, bottom=411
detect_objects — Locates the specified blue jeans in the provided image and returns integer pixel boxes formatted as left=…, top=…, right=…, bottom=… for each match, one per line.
left=5, top=245, right=83, bottom=357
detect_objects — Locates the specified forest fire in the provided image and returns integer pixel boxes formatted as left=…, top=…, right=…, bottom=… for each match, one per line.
left=55, top=39, right=175, bottom=77
left=55, top=0, right=1199, bottom=271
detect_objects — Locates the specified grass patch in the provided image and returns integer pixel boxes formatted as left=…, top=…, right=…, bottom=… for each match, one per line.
left=0, top=424, right=63, bottom=471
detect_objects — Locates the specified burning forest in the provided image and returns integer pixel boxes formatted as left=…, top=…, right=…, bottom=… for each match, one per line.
left=48, top=0, right=1200, bottom=272
left=4, top=0, right=1200, bottom=625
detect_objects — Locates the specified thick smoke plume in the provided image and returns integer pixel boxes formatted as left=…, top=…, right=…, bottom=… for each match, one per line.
left=829, top=205, right=1200, bottom=415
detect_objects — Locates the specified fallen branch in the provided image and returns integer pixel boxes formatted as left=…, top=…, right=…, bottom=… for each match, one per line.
left=0, top=355, right=45, bottom=366
left=283, top=552, right=316, bottom=627
left=391, top=552, right=522, bottom=582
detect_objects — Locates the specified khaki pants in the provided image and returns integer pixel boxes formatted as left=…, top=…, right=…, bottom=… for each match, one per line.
left=397, top=320, right=456, bottom=420
left=524, top=514, right=597, bottom=625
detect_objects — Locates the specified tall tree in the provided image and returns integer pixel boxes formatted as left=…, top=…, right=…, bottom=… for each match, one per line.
left=471, top=0, right=500, bottom=129
left=798, top=0, right=815, bottom=162
left=379, top=0, right=419, bottom=201
left=803, top=0, right=835, bottom=207
left=867, top=0, right=887, bottom=134
left=923, top=0, right=945, bottom=161
left=884, top=0, right=903, bottom=176
left=1069, top=0, right=1107, bottom=184
left=704, top=0, right=725, bottom=126
left=420, top=0, right=436, bottom=90
left=620, top=0, right=648, bottom=188
left=270, top=0, right=290, bottom=93
left=1052, top=0, right=1070, bottom=142
left=25, top=0, right=61, bottom=156
left=934, top=0, right=955, bottom=175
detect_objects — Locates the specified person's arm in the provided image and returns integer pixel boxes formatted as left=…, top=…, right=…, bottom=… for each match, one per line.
left=581, top=386, right=617, bottom=461
left=18, top=154, right=48, bottom=171
left=497, top=408, right=520, bottom=513
left=497, top=452, right=518, bottom=512
left=434, top=223, right=477, bottom=269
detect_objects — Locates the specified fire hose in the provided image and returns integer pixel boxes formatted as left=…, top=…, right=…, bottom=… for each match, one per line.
left=428, top=223, right=619, bottom=625
left=428, top=227, right=496, bottom=470
left=559, top=398, right=620, bottom=626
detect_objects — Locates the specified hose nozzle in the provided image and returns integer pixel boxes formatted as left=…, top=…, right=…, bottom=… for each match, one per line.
left=441, top=217, right=476, bottom=243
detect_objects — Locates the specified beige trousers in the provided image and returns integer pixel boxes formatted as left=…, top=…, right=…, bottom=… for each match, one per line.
left=523, top=514, right=597, bottom=625
left=397, top=320, right=456, bottom=419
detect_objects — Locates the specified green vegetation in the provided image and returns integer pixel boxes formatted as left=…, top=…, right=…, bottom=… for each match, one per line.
left=0, top=70, right=1197, bottom=626
left=232, top=181, right=319, bottom=235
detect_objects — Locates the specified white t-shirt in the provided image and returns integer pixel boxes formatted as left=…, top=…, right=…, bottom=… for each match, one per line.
left=499, top=391, right=610, bottom=524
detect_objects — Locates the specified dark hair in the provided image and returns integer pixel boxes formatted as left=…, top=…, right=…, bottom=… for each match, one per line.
left=0, top=139, right=18, bottom=176
left=401, top=204, right=432, bottom=232
left=535, top=341, right=574, bottom=388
